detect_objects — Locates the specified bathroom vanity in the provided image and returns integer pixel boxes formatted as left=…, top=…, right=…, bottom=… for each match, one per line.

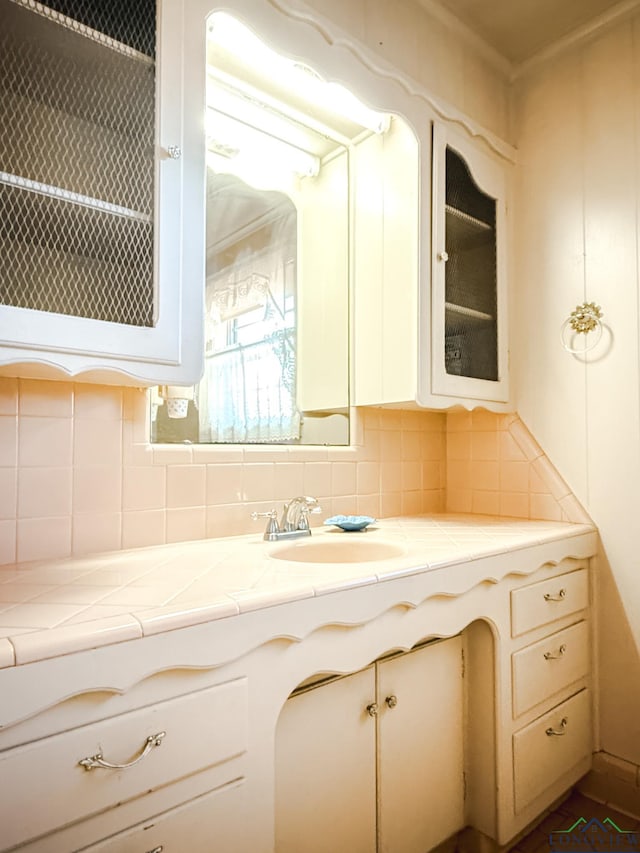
left=0, top=515, right=596, bottom=852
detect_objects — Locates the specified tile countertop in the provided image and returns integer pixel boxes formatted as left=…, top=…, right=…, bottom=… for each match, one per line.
left=0, top=515, right=596, bottom=669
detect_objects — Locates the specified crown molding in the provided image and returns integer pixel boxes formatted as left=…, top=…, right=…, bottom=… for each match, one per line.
left=512, top=0, right=640, bottom=80
left=414, top=0, right=514, bottom=78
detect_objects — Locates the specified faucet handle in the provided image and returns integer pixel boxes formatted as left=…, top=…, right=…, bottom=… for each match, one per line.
left=295, top=500, right=322, bottom=532
left=251, top=510, right=280, bottom=539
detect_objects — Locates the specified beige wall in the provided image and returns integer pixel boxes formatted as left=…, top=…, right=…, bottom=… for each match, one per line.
left=512, top=14, right=640, bottom=764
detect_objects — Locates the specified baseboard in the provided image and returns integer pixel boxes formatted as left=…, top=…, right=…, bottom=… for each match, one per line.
left=577, top=751, right=640, bottom=820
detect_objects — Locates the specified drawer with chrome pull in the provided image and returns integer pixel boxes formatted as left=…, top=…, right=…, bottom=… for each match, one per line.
left=511, top=621, right=589, bottom=717
left=513, top=688, right=591, bottom=813
left=0, top=678, right=248, bottom=851
left=510, top=568, right=589, bottom=637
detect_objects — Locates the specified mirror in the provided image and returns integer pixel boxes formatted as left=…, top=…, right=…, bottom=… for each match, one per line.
left=151, top=10, right=414, bottom=445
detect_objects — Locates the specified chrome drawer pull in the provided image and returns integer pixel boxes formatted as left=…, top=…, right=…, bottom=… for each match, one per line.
left=79, top=731, right=166, bottom=771
left=543, top=588, right=567, bottom=602
left=544, top=644, right=567, bottom=661
left=146, top=847, right=164, bottom=853
left=545, top=717, right=568, bottom=737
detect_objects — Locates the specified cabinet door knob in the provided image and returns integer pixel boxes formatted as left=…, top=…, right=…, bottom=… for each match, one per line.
left=543, top=644, right=567, bottom=661
left=366, top=703, right=379, bottom=717
left=385, top=695, right=398, bottom=709
left=543, top=588, right=566, bottom=602
left=545, top=717, right=568, bottom=737
left=165, top=145, right=182, bottom=160
left=438, top=251, right=449, bottom=262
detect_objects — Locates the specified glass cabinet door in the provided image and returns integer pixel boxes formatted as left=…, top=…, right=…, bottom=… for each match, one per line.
left=431, top=122, right=509, bottom=404
left=444, top=147, right=498, bottom=381
left=0, top=0, right=203, bottom=386
left=0, top=0, right=155, bottom=326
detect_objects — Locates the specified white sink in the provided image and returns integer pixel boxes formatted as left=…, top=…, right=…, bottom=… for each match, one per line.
left=270, top=537, right=406, bottom=563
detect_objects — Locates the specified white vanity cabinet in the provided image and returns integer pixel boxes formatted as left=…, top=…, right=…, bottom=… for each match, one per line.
left=275, top=638, right=465, bottom=853
left=0, top=0, right=203, bottom=386
left=0, top=524, right=597, bottom=853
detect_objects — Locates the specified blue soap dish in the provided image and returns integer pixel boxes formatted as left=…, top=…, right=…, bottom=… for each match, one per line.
left=324, top=515, right=376, bottom=532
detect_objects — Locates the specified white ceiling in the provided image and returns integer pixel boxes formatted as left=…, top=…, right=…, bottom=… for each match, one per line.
left=421, top=0, right=638, bottom=65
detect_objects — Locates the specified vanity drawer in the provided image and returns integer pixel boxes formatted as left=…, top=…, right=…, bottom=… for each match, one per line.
left=511, top=568, right=589, bottom=637
left=513, top=689, right=591, bottom=813
left=0, top=678, right=248, bottom=850
left=512, top=621, right=589, bottom=718
left=82, top=778, right=247, bottom=853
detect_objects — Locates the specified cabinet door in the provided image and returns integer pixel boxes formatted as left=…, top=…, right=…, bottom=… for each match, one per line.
left=0, top=0, right=202, bottom=386
left=275, top=668, right=377, bottom=853
left=431, top=121, right=509, bottom=404
left=378, top=638, right=465, bottom=853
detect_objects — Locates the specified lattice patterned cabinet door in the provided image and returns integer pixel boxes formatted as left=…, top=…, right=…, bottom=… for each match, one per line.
left=0, top=0, right=203, bottom=386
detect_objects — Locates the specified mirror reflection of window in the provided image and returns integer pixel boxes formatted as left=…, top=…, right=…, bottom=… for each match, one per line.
left=201, top=175, right=299, bottom=442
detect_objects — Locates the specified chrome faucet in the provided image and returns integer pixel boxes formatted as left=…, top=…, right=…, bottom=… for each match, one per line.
left=280, top=495, right=321, bottom=533
left=252, top=496, right=322, bottom=541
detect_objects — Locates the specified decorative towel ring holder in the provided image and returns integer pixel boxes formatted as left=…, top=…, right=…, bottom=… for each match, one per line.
left=561, top=302, right=603, bottom=353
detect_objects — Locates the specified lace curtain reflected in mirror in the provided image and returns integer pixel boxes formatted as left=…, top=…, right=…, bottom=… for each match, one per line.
left=153, top=173, right=300, bottom=444
left=200, top=173, right=299, bottom=443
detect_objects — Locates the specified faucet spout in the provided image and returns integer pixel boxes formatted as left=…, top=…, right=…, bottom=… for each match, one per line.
left=280, top=495, right=321, bottom=533
left=253, top=496, right=321, bottom=541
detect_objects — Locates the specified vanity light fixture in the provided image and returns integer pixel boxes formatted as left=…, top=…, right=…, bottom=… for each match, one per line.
left=207, top=12, right=391, bottom=137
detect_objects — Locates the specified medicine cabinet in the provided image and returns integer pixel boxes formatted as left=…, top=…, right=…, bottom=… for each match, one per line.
left=152, top=3, right=420, bottom=445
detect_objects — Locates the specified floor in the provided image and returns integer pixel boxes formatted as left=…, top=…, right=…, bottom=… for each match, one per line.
left=508, top=791, right=640, bottom=852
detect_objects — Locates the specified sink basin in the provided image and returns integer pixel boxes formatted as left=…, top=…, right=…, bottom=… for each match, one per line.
left=270, top=538, right=406, bottom=563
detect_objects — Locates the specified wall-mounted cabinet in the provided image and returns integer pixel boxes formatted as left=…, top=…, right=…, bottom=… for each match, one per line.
left=430, top=122, right=509, bottom=406
left=0, top=0, right=513, bottom=406
left=0, top=0, right=203, bottom=386
left=353, top=114, right=512, bottom=413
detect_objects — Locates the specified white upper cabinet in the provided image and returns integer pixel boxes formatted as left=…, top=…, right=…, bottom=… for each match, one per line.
left=353, top=113, right=513, bottom=412
left=0, top=0, right=513, bottom=401
left=0, top=0, right=203, bottom=386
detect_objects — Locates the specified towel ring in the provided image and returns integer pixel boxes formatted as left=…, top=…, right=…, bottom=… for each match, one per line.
left=561, top=302, right=603, bottom=353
